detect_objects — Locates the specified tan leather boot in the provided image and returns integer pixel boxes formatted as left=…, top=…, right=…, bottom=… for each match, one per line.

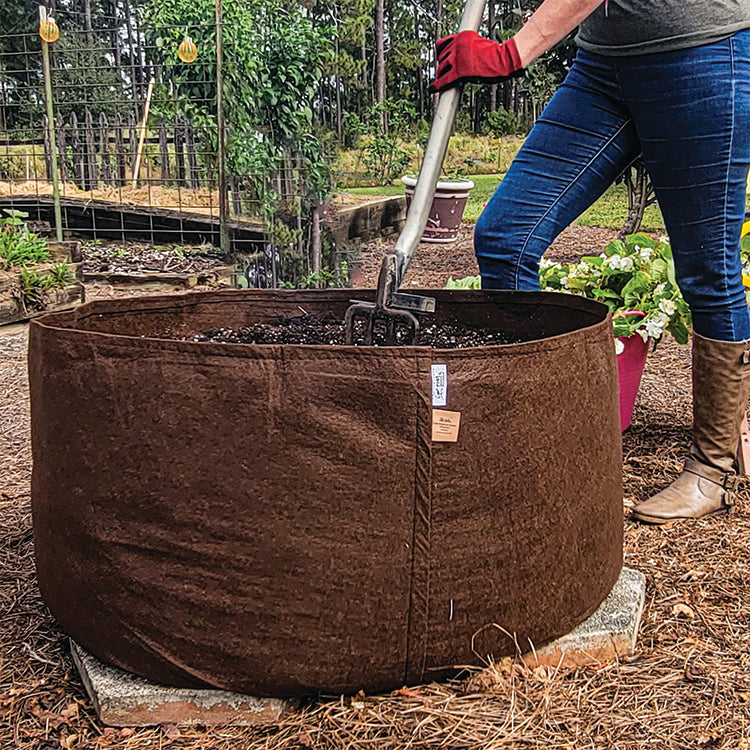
left=632, top=332, right=750, bottom=524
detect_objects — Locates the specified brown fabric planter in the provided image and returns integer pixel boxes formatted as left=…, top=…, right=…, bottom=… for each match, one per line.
left=29, top=289, right=623, bottom=697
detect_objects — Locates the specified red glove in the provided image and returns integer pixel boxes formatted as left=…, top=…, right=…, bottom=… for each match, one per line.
left=430, top=31, right=523, bottom=94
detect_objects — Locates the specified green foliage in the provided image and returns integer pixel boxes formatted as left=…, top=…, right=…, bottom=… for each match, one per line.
left=447, top=235, right=693, bottom=345
left=482, top=108, right=521, bottom=138
left=16, top=261, right=72, bottom=310
left=0, top=211, right=50, bottom=270
left=361, top=99, right=415, bottom=185
left=539, top=234, right=691, bottom=344
left=45, top=260, right=73, bottom=287
left=445, top=275, right=480, bottom=290
left=294, top=268, right=339, bottom=288
left=143, top=0, right=333, bottom=211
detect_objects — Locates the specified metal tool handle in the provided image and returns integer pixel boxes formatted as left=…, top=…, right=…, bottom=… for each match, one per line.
left=392, top=0, right=488, bottom=286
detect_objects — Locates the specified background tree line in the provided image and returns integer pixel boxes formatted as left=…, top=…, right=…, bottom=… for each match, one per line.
left=1, top=0, right=574, bottom=145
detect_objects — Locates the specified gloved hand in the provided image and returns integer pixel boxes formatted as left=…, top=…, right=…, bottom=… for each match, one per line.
left=430, top=31, right=523, bottom=94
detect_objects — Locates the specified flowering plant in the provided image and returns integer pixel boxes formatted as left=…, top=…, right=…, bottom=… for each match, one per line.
left=446, top=234, right=692, bottom=345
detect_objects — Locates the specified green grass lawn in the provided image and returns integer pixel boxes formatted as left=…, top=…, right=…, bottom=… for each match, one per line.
left=345, top=174, right=666, bottom=230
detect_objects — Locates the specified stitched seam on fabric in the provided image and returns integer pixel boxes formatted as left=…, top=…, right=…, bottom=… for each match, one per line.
left=403, top=355, right=432, bottom=684
left=512, top=119, right=633, bottom=288
left=722, top=38, right=737, bottom=340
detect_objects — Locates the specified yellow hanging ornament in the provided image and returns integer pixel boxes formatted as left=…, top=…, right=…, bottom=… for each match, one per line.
left=39, top=16, right=60, bottom=44
left=178, top=36, right=198, bottom=63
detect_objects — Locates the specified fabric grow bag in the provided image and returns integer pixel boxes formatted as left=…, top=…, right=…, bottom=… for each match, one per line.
left=29, top=289, right=623, bottom=698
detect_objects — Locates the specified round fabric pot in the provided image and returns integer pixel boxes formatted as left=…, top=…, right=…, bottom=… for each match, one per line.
left=29, top=289, right=623, bottom=697
left=401, top=175, right=474, bottom=243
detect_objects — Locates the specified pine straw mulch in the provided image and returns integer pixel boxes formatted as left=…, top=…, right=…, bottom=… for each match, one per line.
left=0, top=181, right=225, bottom=218
left=2, top=325, right=750, bottom=749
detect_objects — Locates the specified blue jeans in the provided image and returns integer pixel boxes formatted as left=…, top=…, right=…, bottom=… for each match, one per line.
left=475, top=31, right=750, bottom=341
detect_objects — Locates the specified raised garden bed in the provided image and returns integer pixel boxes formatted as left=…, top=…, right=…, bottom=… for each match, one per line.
left=0, top=265, right=84, bottom=326
left=324, top=195, right=405, bottom=246
left=0, top=239, right=84, bottom=327
left=80, top=241, right=235, bottom=289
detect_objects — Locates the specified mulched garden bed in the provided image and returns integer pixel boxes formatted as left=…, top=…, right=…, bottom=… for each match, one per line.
left=2, top=225, right=749, bottom=748
left=80, top=242, right=230, bottom=280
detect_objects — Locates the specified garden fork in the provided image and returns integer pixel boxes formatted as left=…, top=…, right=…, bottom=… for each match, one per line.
left=344, top=0, right=487, bottom=345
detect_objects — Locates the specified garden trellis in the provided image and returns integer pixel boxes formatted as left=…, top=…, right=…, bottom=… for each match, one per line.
left=0, top=0, right=334, bottom=288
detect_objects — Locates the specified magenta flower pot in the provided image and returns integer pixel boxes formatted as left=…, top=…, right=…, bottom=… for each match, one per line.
left=616, top=332, right=649, bottom=431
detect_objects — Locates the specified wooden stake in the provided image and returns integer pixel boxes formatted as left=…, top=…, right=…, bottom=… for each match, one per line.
left=131, top=79, right=154, bottom=188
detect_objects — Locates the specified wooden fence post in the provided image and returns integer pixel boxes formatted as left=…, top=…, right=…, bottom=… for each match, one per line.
left=70, top=112, right=85, bottom=189
left=55, top=113, right=67, bottom=184
left=84, top=109, right=97, bottom=189
left=128, top=112, right=138, bottom=177
left=114, top=113, right=126, bottom=185
left=99, top=112, right=112, bottom=186
left=42, top=115, right=53, bottom=181
left=186, top=120, right=199, bottom=188
left=174, top=114, right=186, bottom=187
left=158, top=116, right=171, bottom=186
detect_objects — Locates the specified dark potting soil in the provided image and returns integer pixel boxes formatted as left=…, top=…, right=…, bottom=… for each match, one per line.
left=188, top=315, right=521, bottom=348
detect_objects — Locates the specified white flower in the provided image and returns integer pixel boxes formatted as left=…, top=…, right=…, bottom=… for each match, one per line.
left=658, top=298, right=676, bottom=316
left=639, top=247, right=652, bottom=262
left=639, top=318, right=665, bottom=340
left=655, top=283, right=666, bottom=295
left=560, top=275, right=570, bottom=288
left=659, top=236, right=670, bottom=244
left=539, top=258, right=554, bottom=269
left=599, top=252, right=607, bottom=259
left=607, top=254, right=634, bottom=271
left=615, top=339, right=625, bottom=355
left=654, top=311, right=670, bottom=325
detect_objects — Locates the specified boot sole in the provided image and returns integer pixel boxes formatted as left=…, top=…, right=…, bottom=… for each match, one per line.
left=631, top=507, right=729, bottom=525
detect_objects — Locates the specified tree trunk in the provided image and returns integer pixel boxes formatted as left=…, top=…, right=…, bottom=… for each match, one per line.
left=375, top=0, right=387, bottom=134
left=335, top=37, right=343, bottom=140
left=83, top=0, right=93, bottom=45
left=414, top=1, right=423, bottom=119
left=618, top=159, right=654, bottom=239
left=488, top=2, right=497, bottom=111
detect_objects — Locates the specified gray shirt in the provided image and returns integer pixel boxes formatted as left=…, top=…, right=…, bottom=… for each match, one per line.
left=576, top=0, right=750, bottom=55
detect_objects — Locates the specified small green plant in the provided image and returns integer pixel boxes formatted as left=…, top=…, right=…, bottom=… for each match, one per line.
left=16, top=262, right=73, bottom=311
left=0, top=210, right=50, bottom=270
left=296, top=268, right=339, bottom=289
left=46, top=261, right=73, bottom=287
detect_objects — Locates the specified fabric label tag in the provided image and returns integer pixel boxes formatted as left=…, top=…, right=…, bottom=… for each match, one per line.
left=431, top=364, right=447, bottom=407
left=432, top=409, right=461, bottom=442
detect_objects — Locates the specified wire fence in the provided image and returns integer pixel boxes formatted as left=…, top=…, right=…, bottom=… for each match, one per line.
left=0, top=4, right=335, bottom=288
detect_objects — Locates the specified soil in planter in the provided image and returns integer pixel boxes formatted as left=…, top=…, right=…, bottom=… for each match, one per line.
left=186, top=314, right=522, bottom=348
left=81, top=241, right=226, bottom=275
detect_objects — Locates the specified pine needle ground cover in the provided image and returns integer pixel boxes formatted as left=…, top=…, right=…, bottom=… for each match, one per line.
left=2, top=313, right=750, bottom=749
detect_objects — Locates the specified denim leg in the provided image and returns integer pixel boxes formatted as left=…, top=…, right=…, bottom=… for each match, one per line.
left=620, top=32, right=750, bottom=341
left=475, top=52, right=640, bottom=290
